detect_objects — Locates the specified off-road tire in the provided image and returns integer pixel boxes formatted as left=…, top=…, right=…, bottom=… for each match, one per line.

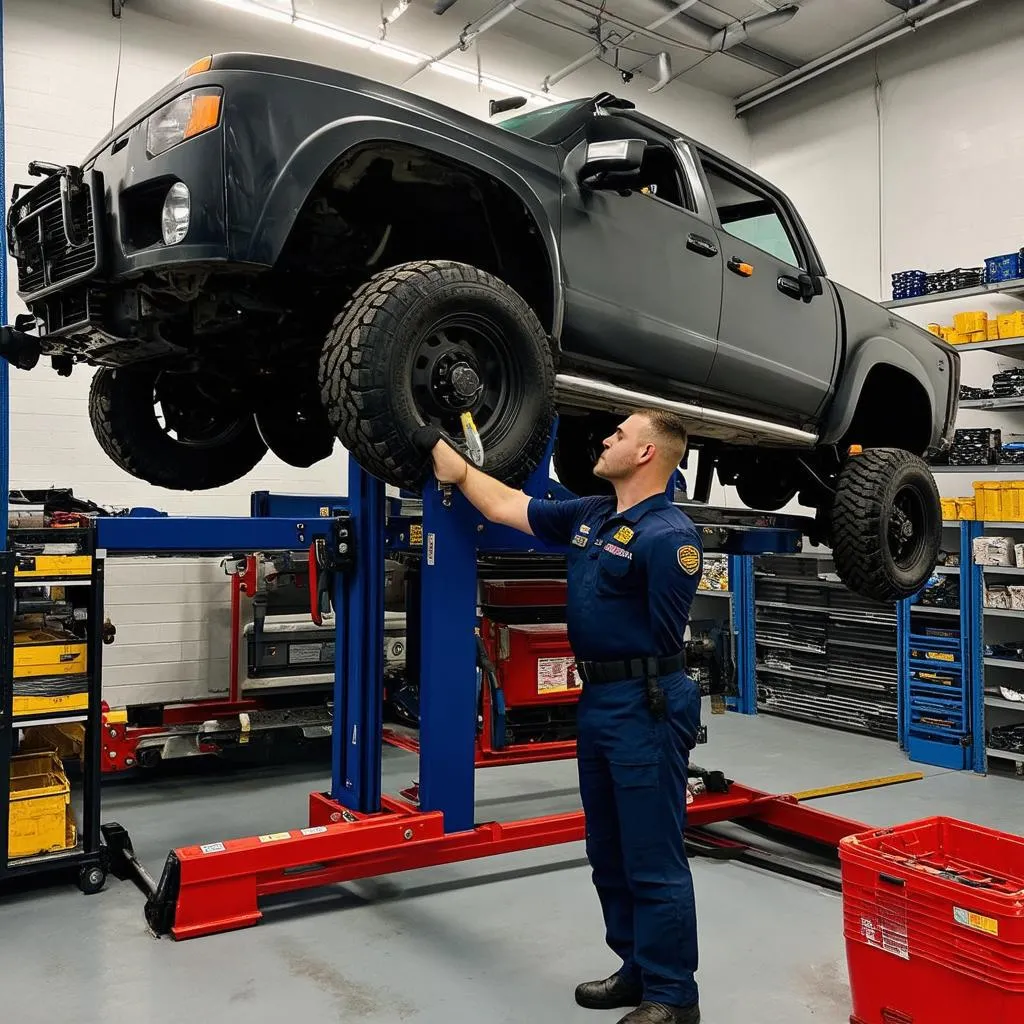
left=88, top=367, right=268, bottom=491
left=830, top=447, right=941, bottom=603
left=319, top=260, right=555, bottom=489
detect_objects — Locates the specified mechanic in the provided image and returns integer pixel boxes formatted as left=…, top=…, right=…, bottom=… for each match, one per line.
left=423, top=409, right=703, bottom=1024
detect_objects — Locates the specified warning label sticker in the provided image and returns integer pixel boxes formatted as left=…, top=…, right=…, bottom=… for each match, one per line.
left=954, top=906, right=999, bottom=936
left=537, top=657, right=582, bottom=695
left=200, top=842, right=226, bottom=855
left=300, top=826, right=328, bottom=836
left=258, top=832, right=291, bottom=843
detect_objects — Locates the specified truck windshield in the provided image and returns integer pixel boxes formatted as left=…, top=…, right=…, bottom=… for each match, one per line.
left=497, top=100, right=587, bottom=143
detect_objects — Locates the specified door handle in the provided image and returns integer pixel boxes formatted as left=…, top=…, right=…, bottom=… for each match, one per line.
left=778, top=273, right=823, bottom=303
left=727, top=256, right=754, bottom=277
left=686, top=233, right=718, bottom=258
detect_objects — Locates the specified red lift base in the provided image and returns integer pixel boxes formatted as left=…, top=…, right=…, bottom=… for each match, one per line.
left=142, top=782, right=869, bottom=941
left=383, top=727, right=577, bottom=768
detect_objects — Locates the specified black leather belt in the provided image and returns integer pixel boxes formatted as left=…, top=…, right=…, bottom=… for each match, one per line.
left=576, top=652, right=685, bottom=685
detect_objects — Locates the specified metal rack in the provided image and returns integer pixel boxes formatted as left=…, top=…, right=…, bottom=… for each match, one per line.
left=970, top=520, right=1024, bottom=775
left=0, top=526, right=106, bottom=891
left=750, top=552, right=900, bottom=740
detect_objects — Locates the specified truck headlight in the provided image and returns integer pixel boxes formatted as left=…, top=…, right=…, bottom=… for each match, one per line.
left=146, top=87, right=222, bottom=158
left=161, top=183, right=191, bottom=245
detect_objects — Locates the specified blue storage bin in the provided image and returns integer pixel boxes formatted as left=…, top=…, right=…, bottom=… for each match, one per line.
left=891, top=269, right=928, bottom=300
left=985, top=252, right=1022, bottom=283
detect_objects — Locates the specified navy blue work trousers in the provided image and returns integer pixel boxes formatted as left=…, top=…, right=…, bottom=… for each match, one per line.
left=576, top=671, right=701, bottom=1008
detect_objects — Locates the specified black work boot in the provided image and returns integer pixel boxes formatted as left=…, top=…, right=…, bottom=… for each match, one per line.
left=616, top=1001, right=701, bottom=1024
left=574, top=972, right=643, bottom=1010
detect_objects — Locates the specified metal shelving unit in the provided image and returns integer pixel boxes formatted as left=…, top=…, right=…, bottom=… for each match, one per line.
left=882, top=280, right=1024, bottom=310
left=0, top=527, right=106, bottom=891
left=973, top=520, right=1024, bottom=776
left=751, top=551, right=900, bottom=741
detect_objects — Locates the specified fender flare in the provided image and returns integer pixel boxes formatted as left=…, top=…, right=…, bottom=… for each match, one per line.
left=243, top=115, right=564, bottom=337
left=821, top=336, right=935, bottom=446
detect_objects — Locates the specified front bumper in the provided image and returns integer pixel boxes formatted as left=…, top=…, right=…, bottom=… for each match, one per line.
left=5, top=112, right=230, bottom=358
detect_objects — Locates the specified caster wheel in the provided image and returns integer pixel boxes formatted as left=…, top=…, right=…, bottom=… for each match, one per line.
left=78, top=864, right=106, bottom=895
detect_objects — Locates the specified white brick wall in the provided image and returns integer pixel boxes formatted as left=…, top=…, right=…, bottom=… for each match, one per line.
left=745, top=0, right=1024, bottom=500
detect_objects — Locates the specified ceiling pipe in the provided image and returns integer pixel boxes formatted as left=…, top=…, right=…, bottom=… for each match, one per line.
left=433, top=0, right=460, bottom=12
left=539, top=0, right=701, bottom=93
left=709, top=6, right=798, bottom=50
left=735, top=0, right=982, bottom=114
left=404, top=0, right=528, bottom=82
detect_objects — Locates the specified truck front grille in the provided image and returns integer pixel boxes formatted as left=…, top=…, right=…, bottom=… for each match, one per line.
left=10, top=168, right=101, bottom=300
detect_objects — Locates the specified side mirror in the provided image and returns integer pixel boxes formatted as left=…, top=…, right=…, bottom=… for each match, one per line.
left=579, top=139, right=646, bottom=188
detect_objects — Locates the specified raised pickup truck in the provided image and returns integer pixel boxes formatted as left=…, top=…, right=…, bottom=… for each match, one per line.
left=0, top=53, right=958, bottom=602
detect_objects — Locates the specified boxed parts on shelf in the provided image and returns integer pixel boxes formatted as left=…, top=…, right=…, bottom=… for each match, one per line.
left=985, top=585, right=1012, bottom=609
left=940, top=497, right=975, bottom=520
left=891, top=270, right=927, bottom=300
left=973, top=535, right=1016, bottom=566
left=985, top=251, right=1024, bottom=282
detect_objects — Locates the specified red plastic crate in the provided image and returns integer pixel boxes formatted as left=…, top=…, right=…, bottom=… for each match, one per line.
left=486, top=622, right=579, bottom=707
left=840, top=817, right=1024, bottom=1024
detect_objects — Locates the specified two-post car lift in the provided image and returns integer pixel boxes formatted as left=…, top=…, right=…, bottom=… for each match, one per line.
left=97, top=431, right=875, bottom=941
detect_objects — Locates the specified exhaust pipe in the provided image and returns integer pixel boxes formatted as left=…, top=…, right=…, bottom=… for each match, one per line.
left=554, top=373, right=818, bottom=447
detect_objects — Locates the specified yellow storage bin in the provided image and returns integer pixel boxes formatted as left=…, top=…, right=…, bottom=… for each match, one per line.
left=13, top=554, right=92, bottom=580
left=8, top=771, right=72, bottom=859
left=998, top=312, right=1024, bottom=340
left=974, top=481, right=1024, bottom=521
left=989, top=319, right=1001, bottom=340
left=964, top=329, right=988, bottom=343
left=940, top=497, right=976, bottom=520
left=954, top=311, right=988, bottom=335
left=11, top=750, right=65, bottom=777
left=927, top=323, right=943, bottom=337
left=13, top=628, right=87, bottom=679
left=18, top=723, right=86, bottom=759
left=941, top=326, right=964, bottom=345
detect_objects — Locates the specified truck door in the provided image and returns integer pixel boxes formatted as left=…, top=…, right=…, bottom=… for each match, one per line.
left=559, top=128, right=722, bottom=390
left=697, top=152, right=840, bottom=421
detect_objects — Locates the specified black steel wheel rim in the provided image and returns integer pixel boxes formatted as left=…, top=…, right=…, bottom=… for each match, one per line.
left=409, top=313, right=523, bottom=442
left=888, top=484, right=928, bottom=569
left=153, top=371, right=249, bottom=448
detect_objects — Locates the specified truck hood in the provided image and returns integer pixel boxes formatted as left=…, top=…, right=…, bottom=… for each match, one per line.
left=84, top=51, right=549, bottom=168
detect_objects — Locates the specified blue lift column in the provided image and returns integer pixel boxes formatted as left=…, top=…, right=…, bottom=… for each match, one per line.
left=333, top=461, right=385, bottom=813
left=418, top=481, right=480, bottom=834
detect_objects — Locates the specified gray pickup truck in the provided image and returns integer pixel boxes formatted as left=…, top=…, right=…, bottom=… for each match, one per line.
left=0, top=53, right=958, bottom=602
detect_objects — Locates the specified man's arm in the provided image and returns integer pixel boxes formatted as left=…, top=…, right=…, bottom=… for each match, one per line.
left=430, top=438, right=533, bottom=534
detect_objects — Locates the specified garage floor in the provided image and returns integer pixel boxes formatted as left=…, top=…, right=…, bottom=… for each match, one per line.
left=4, top=706, right=1021, bottom=1024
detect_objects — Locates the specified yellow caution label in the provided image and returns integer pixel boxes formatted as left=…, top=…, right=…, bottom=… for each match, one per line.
left=409, top=524, right=423, bottom=546
left=926, top=651, right=955, bottom=662
left=954, top=907, right=999, bottom=936
left=258, top=832, right=291, bottom=843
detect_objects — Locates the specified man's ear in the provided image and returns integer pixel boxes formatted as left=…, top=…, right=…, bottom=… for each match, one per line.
left=638, top=442, right=656, bottom=465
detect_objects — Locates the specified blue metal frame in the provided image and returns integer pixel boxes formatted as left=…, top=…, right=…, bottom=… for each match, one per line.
left=899, top=521, right=980, bottom=771
left=966, top=520, right=986, bottom=774
left=727, top=554, right=757, bottom=714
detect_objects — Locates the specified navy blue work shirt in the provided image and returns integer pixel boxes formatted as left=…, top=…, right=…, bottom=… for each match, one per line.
left=527, top=492, right=704, bottom=661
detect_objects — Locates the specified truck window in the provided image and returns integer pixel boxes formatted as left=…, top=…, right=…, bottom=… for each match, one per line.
left=634, top=144, right=692, bottom=211
left=701, top=161, right=802, bottom=268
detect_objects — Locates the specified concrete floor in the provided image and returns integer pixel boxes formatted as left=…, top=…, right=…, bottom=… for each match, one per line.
left=4, top=706, right=1023, bottom=1024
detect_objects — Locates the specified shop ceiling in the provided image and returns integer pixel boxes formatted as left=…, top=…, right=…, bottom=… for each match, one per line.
left=121, top=0, right=983, bottom=112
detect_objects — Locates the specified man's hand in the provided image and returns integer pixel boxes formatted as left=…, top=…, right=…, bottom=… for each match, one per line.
left=431, top=438, right=470, bottom=485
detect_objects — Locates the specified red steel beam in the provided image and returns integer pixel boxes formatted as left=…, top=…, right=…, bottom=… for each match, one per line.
left=162, top=782, right=869, bottom=941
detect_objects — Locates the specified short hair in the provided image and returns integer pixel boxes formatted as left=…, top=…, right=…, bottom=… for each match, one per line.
left=636, top=408, right=689, bottom=466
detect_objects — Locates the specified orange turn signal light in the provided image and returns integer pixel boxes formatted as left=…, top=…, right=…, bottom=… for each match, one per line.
left=848, top=444, right=864, bottom=456
left=184, top=55, right=213, bottom=78
left=185, top=93, right=223, bottom=139
left=736, top=262, right=754, bottom=277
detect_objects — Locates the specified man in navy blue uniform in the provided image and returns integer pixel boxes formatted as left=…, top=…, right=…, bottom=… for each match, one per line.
left=427, top=409, right=703, bottom=1024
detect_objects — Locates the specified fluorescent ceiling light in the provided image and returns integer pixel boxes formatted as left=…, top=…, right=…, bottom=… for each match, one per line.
left=295, top=19, right=372, bottom=49
left=370, top=42, right=427, bottom=65
left=200, top=0, right=566, bottom=106
left=207, top=0, right=293, bottom=25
